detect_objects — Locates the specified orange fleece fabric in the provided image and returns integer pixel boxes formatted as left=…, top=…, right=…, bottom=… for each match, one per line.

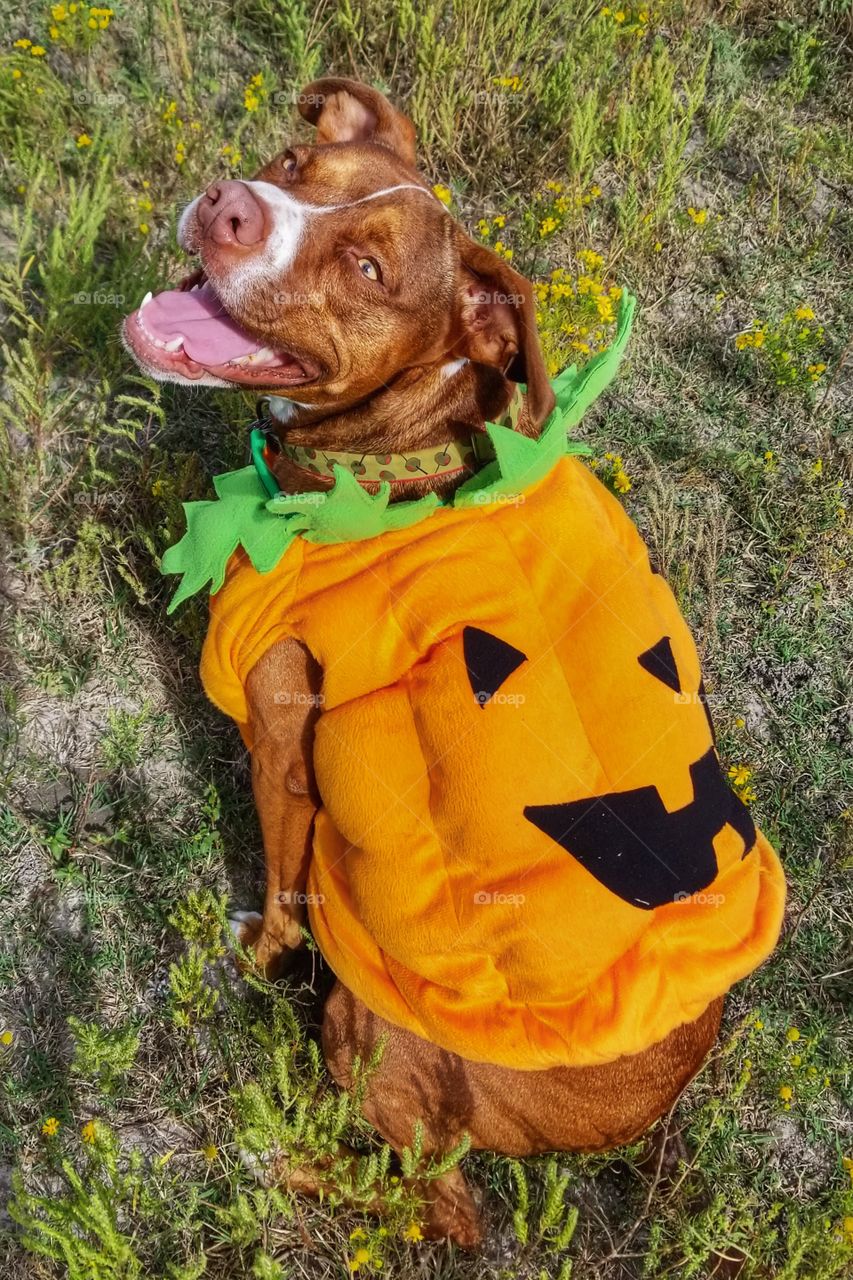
left=201, top=454, right=786, bottom=1069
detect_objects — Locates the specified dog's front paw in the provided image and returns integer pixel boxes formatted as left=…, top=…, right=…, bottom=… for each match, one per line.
left=228, top=910, right=301, bottom=979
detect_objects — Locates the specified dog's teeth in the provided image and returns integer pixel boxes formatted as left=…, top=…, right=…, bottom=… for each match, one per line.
left=163, top=336, right=184, bottom=352
left=253, top=347, right=277, bottom=365
left=140, top=291, right=152, bottom=309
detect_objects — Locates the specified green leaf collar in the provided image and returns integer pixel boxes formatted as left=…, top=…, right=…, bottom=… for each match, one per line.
left=160, top=292, right=636, bottom=613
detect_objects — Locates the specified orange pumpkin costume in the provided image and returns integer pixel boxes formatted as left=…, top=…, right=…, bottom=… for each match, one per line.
left=167, top=299, right=785, bottom=1069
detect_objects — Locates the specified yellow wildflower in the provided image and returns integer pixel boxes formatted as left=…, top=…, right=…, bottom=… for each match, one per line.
left=595, top=295, right=615, bottom=323
left=539, top=216, right=558, bottom=237
left=402, top=1222, right=423, bottom=1242
left=42, top=1117, right=60, bottom=1136
left=11, top=69, right=22, bottom=80
left=203, top=1144, right=218, bottom=1161
left=579, top=248, right=604, bottom=271
left=613, top=470, right=631, bottom=494
left=0, top=1030, right=12, bottom=1046
left=13, top=39, right=32, bottom=48
left=492, top=214, right=506, bottom=228
left=30, top=44, right=46, bottom=55
left=728, top=763, right=751, bottom=788
left=687, top=207, right=707, bottom=225
left=349, top=1228, right=368, bottom=1241
left=794, top=305, right=815, bottom=321
left=82, top=1121, right=97, bottom=1144
left=76, top=133, right=92, bottom=147
left=786, top=1027, right=800, bottom=1042
left=778, top=1084, right=793, bottom=1102
left=432, top=183, right=452, bottom=207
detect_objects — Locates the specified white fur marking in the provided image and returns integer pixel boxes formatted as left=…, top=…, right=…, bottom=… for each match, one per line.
left=177, top=195, right=202, bottom=251
left=268, top=395, right=310, bottom=422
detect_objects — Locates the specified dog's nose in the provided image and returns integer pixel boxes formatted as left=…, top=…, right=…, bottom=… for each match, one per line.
left=197, top=180, right=265, bottom=247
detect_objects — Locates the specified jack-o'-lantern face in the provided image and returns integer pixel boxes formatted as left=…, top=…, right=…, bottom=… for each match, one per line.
left=460, top=624, right=756, bottom=911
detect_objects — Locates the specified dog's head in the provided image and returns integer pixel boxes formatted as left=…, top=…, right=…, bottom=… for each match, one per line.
left=123, top=78, right=554, bottom=428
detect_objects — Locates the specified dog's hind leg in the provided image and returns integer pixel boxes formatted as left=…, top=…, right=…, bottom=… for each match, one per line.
left=320, top=982, right=485, bottom=1246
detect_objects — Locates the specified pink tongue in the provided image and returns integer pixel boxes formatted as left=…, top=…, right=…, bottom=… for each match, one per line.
left=142, top=284, right=264, bottom=363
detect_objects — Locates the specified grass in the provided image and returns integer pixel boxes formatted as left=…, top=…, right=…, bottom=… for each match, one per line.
left=1, top=0, right=852, bottom=1276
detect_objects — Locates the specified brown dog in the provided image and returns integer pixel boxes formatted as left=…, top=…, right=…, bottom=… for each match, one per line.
left=124, top=79, right=731, bottom=1245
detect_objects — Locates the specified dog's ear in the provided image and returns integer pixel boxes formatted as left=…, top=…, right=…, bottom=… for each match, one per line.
left=297, top=78, right=417, bottom=167
left=452, top=234, right=556, bottom=430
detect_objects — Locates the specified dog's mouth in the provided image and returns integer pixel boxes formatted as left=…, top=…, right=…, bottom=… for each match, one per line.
left=122, top=277, right=319, bottom=388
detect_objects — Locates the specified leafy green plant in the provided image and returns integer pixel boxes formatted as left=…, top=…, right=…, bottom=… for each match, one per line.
left=508, top=1156, right=579, bottom=1277
left=68, top=1018, right=140, bottom=1096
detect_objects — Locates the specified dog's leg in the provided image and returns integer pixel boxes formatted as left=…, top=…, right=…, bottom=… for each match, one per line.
left=320, top=983, right=485, bottom=1246
left=317, top=983, right=724, bottom=1245
left=240, top=638, right=321, bottom=976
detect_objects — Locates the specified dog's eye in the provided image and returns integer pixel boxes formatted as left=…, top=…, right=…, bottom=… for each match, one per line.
left=357, top=257, right=381, bottom=283
left=281, top=151, right=298, bottom=175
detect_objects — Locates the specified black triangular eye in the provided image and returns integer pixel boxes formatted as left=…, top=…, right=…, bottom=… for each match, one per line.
left=463, top=626, right=527, bottom=706
left=638, top=636, right=681, bottom=694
